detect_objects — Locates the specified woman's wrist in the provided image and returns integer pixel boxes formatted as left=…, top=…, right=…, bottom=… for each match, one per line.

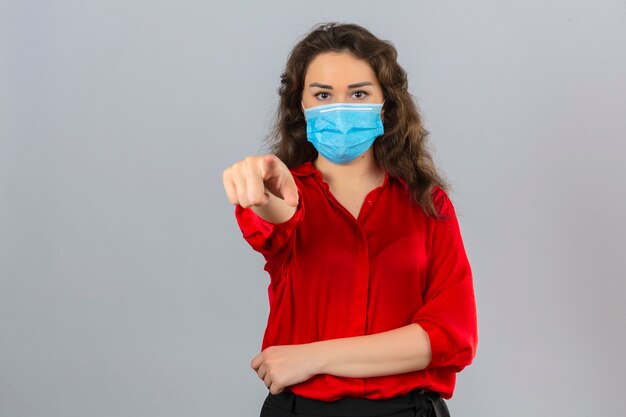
left=307, top=340, right=331, bottom=375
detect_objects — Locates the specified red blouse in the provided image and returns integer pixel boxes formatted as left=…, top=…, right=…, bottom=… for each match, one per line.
left=234, top=161, right=478, bottom=401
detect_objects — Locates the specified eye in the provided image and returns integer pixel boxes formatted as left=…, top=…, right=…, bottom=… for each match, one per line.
left=351, top=90, right=370, bottom=99
left=314, top=92, right=331, bottom=100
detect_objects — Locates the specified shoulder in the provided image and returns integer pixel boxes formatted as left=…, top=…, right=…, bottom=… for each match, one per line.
left=431, top=185, right=456, bottom=219
left=288, top=161, right=321, bottom=191
left=387, top=176, right=453, bottom=218
left=289, top=161, right=316, bottom=177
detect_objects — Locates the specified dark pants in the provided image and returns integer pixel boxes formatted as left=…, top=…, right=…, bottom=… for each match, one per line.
left=260, top=387, right=451, bottom=417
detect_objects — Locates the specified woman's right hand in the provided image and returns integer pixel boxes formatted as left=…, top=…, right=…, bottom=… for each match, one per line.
left=222, top=154, right=299, bottom=223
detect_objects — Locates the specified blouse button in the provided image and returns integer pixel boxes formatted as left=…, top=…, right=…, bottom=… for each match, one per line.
left=367, top=200, right=373, bottom=205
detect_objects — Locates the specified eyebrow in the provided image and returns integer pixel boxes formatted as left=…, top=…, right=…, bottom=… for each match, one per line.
left=308, top=81, right=374, bottom=89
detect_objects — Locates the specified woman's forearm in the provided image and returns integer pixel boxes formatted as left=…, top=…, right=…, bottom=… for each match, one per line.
left=309, top=323, right=432, bottom=378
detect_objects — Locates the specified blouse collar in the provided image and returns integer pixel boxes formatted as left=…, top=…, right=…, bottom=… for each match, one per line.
left=291, top=161, right=393, bottom=189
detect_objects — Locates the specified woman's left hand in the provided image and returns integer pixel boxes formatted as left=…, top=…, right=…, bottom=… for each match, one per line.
left=251, top=344, right=320, bottom=394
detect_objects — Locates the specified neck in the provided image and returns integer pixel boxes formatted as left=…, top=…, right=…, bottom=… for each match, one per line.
left=313, top=148, right=384, bottom=187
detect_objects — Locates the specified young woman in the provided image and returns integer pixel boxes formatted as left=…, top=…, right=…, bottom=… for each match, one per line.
left=222, top=22, right=477, bottom=417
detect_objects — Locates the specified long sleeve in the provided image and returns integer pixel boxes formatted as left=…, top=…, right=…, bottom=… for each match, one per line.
left=234, top=187, right=304, bottom=266
left=411, top=187, right=478, bottom=372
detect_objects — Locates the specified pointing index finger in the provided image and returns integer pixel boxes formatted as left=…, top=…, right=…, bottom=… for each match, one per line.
left=260, top=154, right=277, bottom=180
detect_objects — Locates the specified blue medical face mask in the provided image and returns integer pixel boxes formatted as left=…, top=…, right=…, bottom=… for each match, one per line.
left=302, top=101, right=385, bottom=164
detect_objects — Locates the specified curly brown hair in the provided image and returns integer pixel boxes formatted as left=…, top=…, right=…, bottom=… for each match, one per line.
left=262, top=22, right=450, bottom=218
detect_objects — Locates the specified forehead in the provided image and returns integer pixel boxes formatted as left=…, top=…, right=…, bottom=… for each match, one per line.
left=304, top=51, right=378, bottom=84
